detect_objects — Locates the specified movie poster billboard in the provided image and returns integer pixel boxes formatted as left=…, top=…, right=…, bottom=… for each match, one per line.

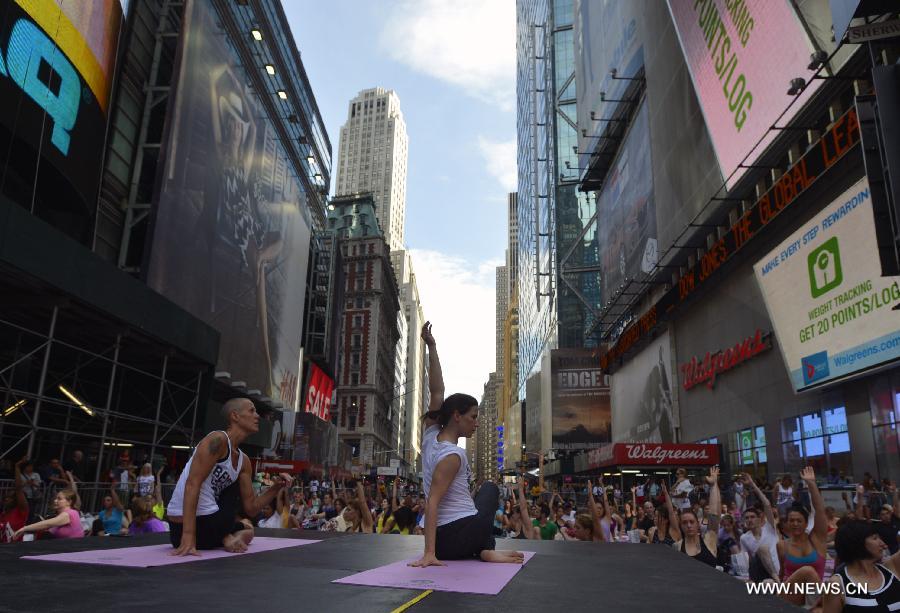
left=0, top=0, right=123, bottom=242
left=147, top=0, right=311, bottom=409
left=611, top=332, right=676, bottom=443
left=754, top=178, right=900, bottom=392
left=666, top=0, right=823, bottom=189
left=595, top=102, right=657, bottom=302
left=551, top=349, right=610, bottom=450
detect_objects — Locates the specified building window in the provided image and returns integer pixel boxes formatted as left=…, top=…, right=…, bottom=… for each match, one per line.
left=355, top=277, right=364, bottom=291
left=726, top=427, right=767, bottom=478
left=356, top=262, right=365, bottom=274
left=781, top=402, right=850, bottom=477
left=352, top=334, right=362, bottom=349
left=351, top=372, right=359, bottom=385
left=353, top=315, right=363, bottom=328
left=869, top=372, right=900, bottom=485
left=350, top=352, right=360, bottom=367
left=355, top=297, right=364, bottom=309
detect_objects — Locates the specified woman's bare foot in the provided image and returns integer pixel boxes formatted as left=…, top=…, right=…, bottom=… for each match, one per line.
left=223, top=531, right=250, bottom=553
left=236, top=526, right=254, bottom=547
left=480, top=549, right=525, bottom=564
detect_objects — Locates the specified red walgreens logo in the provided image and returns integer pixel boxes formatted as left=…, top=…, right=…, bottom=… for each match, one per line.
left=680, top=329, right=771, bottom=391
left=625, top=444, right=710, bottom=464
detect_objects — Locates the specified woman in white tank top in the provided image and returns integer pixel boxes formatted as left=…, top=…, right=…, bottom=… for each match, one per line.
left=409, top=323, right=524, bottom=568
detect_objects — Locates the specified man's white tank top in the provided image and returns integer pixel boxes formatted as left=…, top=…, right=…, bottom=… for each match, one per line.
left=167, top=431, right=244, bottom=516
left=421, top=425, right=476, bottom=527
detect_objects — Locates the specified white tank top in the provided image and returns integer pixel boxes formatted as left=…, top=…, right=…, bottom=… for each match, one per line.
left=420, top=425, right=476, bottom=527
left=167, top=431, right=244, bottom=517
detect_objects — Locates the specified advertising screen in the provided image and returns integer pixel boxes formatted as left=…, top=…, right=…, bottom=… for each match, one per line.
left=550, top=349, right=610, bottom=450
left=292, top=410, right=341, bottom=467
left=147, top=0, right=312, bottom=409
left=754, top=178, right=900, bottom=392
left=667, top=0, right=823, bottom=188
left=595, top=102, right=657, bottom=301
left=304, top=362, right=334, bottom=422
left=0, top=0, right=122, bottom=242
left=610, top=332, right=675, bottom=443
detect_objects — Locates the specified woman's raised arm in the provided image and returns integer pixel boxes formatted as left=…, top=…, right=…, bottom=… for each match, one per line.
left=422, top=323, right=443, bottom=428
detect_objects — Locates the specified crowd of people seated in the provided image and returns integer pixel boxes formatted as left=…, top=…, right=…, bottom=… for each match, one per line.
left=4, top=452, right=899, bottom=610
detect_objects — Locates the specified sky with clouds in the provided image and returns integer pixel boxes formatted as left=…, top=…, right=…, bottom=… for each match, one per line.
left=286, top=1, right=515, bottom=401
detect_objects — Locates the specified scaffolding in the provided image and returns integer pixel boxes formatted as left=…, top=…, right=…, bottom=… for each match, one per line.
left=0, top=302, right=208, bottom=481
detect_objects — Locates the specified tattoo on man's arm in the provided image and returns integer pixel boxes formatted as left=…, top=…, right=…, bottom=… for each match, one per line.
left=208, top=435, right=223, bottom=458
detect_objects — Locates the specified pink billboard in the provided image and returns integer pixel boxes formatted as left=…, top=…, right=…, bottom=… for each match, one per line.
left=667, top=0, right=822, bottom=188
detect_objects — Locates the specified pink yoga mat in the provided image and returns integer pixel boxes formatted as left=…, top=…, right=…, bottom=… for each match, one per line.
left=333, top=551, right=535, bottom=595
left=21, top=537, right=320, bottom=568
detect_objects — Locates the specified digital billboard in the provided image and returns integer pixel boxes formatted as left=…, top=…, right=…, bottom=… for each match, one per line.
left=610, top=331, right=675, bottom=443
left=595, top=102, right=657, bottom=302
left=550, top=349, right=610, bottom=450
left=0, top=0, right=123, bottom=243
left=666, top=0, right=823, bottom=189
left=754, top=178, right=900, bottom=392
left=304, top=362, right=334, bottom=422
left=147, top=0, right=311, bottom=409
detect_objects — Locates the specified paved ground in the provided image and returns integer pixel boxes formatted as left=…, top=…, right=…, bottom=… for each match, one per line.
left=2, top=530, right=798, bottom=612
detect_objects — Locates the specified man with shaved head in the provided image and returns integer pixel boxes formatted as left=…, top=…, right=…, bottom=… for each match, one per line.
left=167, top=397, right=292, bottom=555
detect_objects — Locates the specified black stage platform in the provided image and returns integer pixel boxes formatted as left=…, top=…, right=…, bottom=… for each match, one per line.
left=2, top=530, right=798, bottom=612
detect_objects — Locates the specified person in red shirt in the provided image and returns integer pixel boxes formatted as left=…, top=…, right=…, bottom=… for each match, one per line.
left=1, top=458, right=29, bottom=542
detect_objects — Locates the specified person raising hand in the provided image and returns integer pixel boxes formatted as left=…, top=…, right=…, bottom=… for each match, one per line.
left=674, top=466, right=721, bottom=567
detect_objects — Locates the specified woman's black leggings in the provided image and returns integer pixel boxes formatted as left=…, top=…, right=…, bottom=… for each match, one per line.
left=435, top=482, right=499, bottom=560
left=168, top=481, right=246, bottom=550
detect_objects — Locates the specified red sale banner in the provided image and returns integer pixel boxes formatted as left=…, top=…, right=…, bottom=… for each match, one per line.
left=304, top=363, right=334, bottom=422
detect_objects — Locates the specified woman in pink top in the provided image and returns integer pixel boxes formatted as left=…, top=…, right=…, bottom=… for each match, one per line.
left=14, top=489, right=84, bottom=539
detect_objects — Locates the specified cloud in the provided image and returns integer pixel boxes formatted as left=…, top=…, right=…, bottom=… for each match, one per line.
left=477, top=136, right=517, bottom=192
left=379, top=0, right=516, bottom=110
left=408, top=249, right=503, bottom=401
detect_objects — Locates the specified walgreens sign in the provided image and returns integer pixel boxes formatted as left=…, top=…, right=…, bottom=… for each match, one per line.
left=679, top=329, right=772, bottom=391
left=623, top=444, right=713, bottom=465
left=588, top=443, right=719, bottom=468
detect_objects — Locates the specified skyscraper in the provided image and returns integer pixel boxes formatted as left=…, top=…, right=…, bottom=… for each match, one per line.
left=501, top=195, right=520, bottom=461
left=475, top=372, right=499, bottom=481
left=496, top=266, right=508, bottom=376
left=516, top=0, right=599, bottom=401
left=507, top=193, right=519, bottom=300
left=335, top=88, right=409, bottom=252
left=391, top=250, right=428, bottom=476
left=494, top=266, right=509, bottom=445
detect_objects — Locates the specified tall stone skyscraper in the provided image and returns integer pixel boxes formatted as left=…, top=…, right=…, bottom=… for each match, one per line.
left=335, top=88, right=409, bottom=252
left=507, top=193, right=518, bottom=299
left=496, top=266, right=508, bottom=376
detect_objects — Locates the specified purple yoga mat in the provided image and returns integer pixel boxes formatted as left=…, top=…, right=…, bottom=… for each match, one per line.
left=21, top=537, right=320, bottom=568
left=333, top=551, right=535, bottom=595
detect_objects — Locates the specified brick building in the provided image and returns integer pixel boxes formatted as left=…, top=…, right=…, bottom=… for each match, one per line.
left=328, top=193, right=401, bottom=470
